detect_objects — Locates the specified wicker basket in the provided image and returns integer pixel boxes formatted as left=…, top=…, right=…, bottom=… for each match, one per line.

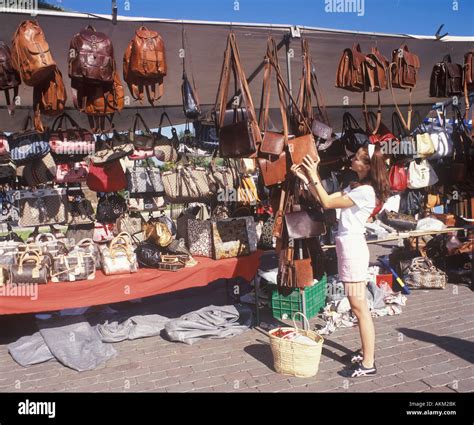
left=269, top=312, right=324, bottom=378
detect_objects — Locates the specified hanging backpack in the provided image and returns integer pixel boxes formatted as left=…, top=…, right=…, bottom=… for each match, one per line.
left=335, top=43, right=368, bottom=92
left=123, top=25, right=167, bottom=105
left=0, top=41, right=20, bottom=115
left=11, top=20, right=56, bottom=86
left=429, top=54, right=463, bottom=98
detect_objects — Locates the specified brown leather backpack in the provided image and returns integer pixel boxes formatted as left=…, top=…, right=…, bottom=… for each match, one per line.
left=123, top=26, right=167, bottom=105
left=33, top=68, right=67, bottom=131
left=390, top=44, right=420, bottom=89
left=429, top=54, right=463, bottom=98
left=465, top=50, right=474, bottom=89
left=335, top=43, right=368, bottom=92
left=0, top=41, right=21, bottom=115
left=11, top=20, right=56, bottom=86
left=69, top=25, right=114, bottom=83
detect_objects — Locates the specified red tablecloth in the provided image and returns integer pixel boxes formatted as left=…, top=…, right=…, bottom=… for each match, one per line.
left=0, top=251, right=263, bottom=315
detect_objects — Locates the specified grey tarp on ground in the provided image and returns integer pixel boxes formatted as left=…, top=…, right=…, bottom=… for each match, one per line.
left=8, top=332, right=55, bottom=367
left=165, top=304, right=252, bottom=345
left=96, top=314, right=170, bottom=343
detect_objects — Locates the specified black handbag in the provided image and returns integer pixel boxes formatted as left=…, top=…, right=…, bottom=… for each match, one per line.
left=96, top=193, right=127, bottom=224
left=380, top=209, right=417, bottom=231
left=182, top=72, right=201, bottom=119
left=135, top=241, right=163, bottom=268
left=128, top=113, right=156, bottom=150
left=399, top=189, right=425, bottom=216
left=340, top=112, right=369, bottom=154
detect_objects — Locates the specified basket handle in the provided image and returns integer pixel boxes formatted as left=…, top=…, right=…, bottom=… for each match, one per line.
left=292, top=312, right=310, bottom=333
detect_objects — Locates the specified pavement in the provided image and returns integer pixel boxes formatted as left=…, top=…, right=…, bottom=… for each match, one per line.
left=0, top=243, right=473, bottom=393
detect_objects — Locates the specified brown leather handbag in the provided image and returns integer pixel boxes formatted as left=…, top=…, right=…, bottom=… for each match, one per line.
left=9, top=250, right=50, bottom=284
left=335, top=43, right=368, bottom=92
left=123, top=25, right=167, bottom=105
left=215, top=33, right=262, bottom=158
left=0, top=41, right=20, bottom=115
left=430, top=55, right=463, bottom=98
left=365, top=47, right=389, bottom=92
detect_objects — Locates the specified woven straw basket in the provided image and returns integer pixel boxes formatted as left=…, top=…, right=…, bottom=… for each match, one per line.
left=269, top=312, right=324, bottom=378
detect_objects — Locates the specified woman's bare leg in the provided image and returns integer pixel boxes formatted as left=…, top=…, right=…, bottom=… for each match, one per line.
left=345, top=281, right=375, bottom=368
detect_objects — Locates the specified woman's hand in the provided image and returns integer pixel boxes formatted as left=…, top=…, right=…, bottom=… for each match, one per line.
left=290, top=164, right=309, bottom=185
left=301, top=154, right=320, bottom=184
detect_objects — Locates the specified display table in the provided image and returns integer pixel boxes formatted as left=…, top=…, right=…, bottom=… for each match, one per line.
left=0, top=251, right=263, bottom=315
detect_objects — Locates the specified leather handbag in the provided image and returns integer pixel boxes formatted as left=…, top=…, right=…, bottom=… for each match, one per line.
left=126, top=164, right=164, bottom=195
left=8, top=116, right=50, bottom=165
left=380, top=209, right=417, bottom=231
left=49, top=113, right=95, bottom=162
left=9, top=250, right=49, bottom=284
left=87, top=159, right=127, bottom=193
left=258, top=152, right=288, bottom=187
left=68, top=196, right=94, bottom=225
left=51, top=249, right=96, bottom=282
left=182, top=71, right=201, bottom=119
left=285, top=208, right=326, bottom=239
left=55, top=161, right=89, bottom=184
left=100, top=233, right=139, bottom=275
left=135, top=241, right=163, bottom=268
left=403, top=257, right=447, bottom=289
left=142, top=220, right=173, bottom=247
left=154, top=112, right=179, bottom=162
left=96, top=193, right=127, bottom=224
left=335, top=43, right=368, bottom=92
left=115, top=213, right=144, bottom=243
left=399, top=189, right=426, bottom=216
left=391, top=44, right=420, bottom=89
left=429, top=55, right=463, bottom=98
left=365, top=47, right=389, bottom=91
left=340, top=113, right=369, bottom=153
left=287, top=134, right=318, bottom=166
left=162, top=165, right=213, bottom=204
left=211, top=218, right=251, bottom=260
left=92, top=132, right=134, bottom=165
left=128, top=113, right=156, bottom=150
left=407, top=159, right=439, bottom=189
left=389, top=163, right=408, bottom=192
left=215, top=33, right=261, bottom=158
left=23, top=152, right=57, bottom=186
left=12, top=188, right=68, bottom=227
left=65, top=223, right=95, bottom=244
left=128, top=195, right=165, bottom=212
left=415, top=131, right=436, bottom=157
left=0, top=41, right=20, bottom=116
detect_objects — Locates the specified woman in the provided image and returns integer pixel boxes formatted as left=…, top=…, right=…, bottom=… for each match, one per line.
left=291, top=145, right=390, bottom=377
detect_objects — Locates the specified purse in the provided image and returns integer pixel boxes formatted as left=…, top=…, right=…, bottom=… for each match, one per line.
left=157, top=255, right=186, bottom=272
left=96, top=193, right=128, bottom=224
left=284, top=208, right=326, bottom=239
left=93, top=222, right=115, bottom=244
left=335, top=43, right=368, bottom=92
left=87, top=159, right=127, bottom=193
left=23, top=152, right=57, bottom=186
left=407, top=159, right=439, bottom=189
left=162, top=165, right=213, bottom=204
left=403, top=257, right=447, bottom=289
left=182, top=71, right=201, bottom=119
left=135, top=241, right=163, bottom=268
left=51, top=249, right=96, bottom=282
left=100, top=233, right=139, bottom=275
left=128, top=195, right=165, bottom=212
left=65, top=223, right=95, bottom=244
left=340, top=113, right=369, bottom=154
left=9, top=250, right=49, bottom=284
left=399, top=189, right=426, bottom=216
left=142, top=220, right=173, bottom=247
left=8, top=116, right=50, bottom=165
left=380, top=209, right=417, bottom=231
left=211, top=218, right=251, bottom=260
left=49, top=113, right=95, bottom=162
left=128, top=147, right=165, bottom=161
left=126, top=164, right=164, bottom=195
left=154, top=112, right=179, bottom=162
left=429, top=54, right=463, bottom=98
left=0, top=159, right=16, bottom=181
left=68, top=196, right=94, bottom=225
left=55, top=161, right=89, bottom=184
left=415, top=131, right=435, bottom=157
left=11, top=188, right=68, bottom=227
left=389, top=163, right=408, bottom=192
left=115, top=213, right=144, bottom=243
left=215, top=33, right=261, bottom=158
left=92, top=132, right=134, bottom=165
left=193, top=116, right=219, bottom=153
left=186, top=219, right=213, bottom=258
left=128, top=113, right=156, bottom=150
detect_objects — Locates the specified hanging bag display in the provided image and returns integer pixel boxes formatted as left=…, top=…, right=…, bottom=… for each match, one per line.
left=126, top=163, right=164, bottom=196
left=128, top=113, right=156, bottom=151
left=8, top=116, right=50, bottom=165
left=429, top=54, right=463, bottom=98
left=154, top=112, right=179, bottom=162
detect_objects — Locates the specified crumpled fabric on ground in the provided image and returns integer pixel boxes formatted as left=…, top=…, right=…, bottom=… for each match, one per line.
left=317, top=285, right=408, bottom=336
left=8, top=316, right=118, bottom=372
left=165, top=304, right=252, bottom=345
left=96, top=314, right=170, bottom=343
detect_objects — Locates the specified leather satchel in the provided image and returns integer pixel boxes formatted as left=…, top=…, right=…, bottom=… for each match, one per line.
left=391, top=44, right=420, bottom=89
left=215, top=33, right=261, bottom=158
left=430, top=55, right=463, bottom=98
left=365, top=47, right=389, bottom=91
left=285, top=208, right=326, bottom=239
left=335, top=44, right=368, bottom=92
left=287, top=134, right=318, bottom=166
left=9, top=250, right=49, bottom=284
left=258, top=152, right=287, bottom=187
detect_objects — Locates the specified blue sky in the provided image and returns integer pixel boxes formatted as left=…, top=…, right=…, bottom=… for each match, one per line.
left=50, top=0, right=473, bottom=36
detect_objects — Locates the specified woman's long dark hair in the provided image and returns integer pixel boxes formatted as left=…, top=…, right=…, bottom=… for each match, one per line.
left=350, top=145, right=391, bottom=203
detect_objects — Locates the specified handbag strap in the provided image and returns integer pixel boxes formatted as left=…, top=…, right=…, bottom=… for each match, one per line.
left=389, top=62, right=413, bottom=132
left=132, top=113, right=152, bottom=136
left=51, top=113, right=80, bottom=132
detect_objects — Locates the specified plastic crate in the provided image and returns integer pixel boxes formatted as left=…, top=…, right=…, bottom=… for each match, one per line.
left=271, top=274, right=327, bottom=321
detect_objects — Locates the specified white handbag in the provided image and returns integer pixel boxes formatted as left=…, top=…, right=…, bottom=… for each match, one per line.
left=429, top=131, right=453, bottom=159
left=415, top=133, right=435, bottom=157
left=100, top=232, right=138, bottom=275
left=407, top=159, right=439, bottom=189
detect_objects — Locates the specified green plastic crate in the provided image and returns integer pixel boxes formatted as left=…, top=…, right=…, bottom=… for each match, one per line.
left=271, top=274, right=327, bottom=320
